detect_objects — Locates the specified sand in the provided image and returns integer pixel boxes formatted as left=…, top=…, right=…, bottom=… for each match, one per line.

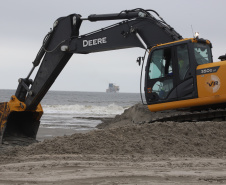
left=36, top=127, right=90, bottom=141
left=0, top=104, right=225, bottom=184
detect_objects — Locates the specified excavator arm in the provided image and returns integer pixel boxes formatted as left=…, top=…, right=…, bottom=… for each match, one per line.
left=0, top=9, right=182, bottom=144
left=24, top=9, right=182, bottom=110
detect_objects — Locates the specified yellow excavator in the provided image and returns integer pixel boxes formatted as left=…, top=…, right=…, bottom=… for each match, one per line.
left=0, top=8, right=226, bottom=145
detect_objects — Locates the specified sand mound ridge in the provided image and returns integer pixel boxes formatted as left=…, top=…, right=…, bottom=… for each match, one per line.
left=19, top=122, right=226, bottom=157
left=3, top=104, right=225, bottom=158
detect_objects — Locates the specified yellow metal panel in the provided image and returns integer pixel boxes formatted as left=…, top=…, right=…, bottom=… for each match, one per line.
left=197, top=60, right=226, bottom=98
left=150, top=38, right=211, bottom=51
left=148, top=93, right=226, bottom=112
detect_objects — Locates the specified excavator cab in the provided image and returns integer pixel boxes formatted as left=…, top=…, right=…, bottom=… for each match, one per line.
left=145, top=37, right=226, bottom=113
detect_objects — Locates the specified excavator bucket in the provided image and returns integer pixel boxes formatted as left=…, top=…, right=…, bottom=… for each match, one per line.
left=0, top=96, right=43, bottom=146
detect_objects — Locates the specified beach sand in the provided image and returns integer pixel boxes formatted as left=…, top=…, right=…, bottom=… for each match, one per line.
left=36, top=127, right=90, bottom=141
left=0, top=104, right=225, bottom=184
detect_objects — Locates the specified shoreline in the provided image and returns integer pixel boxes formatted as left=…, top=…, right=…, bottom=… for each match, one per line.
left=37, top=117, right=114, bottom=141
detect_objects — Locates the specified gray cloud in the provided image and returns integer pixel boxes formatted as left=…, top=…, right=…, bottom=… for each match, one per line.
left=1, top=0, right=226, bottom=92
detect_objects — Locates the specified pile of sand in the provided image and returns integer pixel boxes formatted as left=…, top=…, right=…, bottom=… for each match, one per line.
left=97, top=103, right=153, bottom=128
left=1, top=104, right=226, bottom=158
left=17, top=122, right=226, bottom=157
left=97, top=103, right=183, bottom=129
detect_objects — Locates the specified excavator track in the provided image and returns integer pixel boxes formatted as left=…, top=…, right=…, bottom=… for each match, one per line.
left=148, top=107, right=226, bottom=123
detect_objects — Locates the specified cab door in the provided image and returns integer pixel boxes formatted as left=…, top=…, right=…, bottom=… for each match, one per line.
left=145, top=46, right=177, bottom=104
left=145, top=43, right=196, bottom=106
left=175, top=44, right=195, bottom=100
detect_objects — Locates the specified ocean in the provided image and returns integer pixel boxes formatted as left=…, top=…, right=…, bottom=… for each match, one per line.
left=0, top=90, right=141, bottom=131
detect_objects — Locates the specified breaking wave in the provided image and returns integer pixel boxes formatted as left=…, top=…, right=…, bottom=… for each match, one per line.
left=42, top=103, right=126, bottom=117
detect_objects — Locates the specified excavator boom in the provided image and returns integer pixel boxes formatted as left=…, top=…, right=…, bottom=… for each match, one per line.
left=24, top=10, right=182, bottom=111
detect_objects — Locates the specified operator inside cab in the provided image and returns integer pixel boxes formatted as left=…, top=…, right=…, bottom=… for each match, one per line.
left=177, top=45, right=190, bottom=80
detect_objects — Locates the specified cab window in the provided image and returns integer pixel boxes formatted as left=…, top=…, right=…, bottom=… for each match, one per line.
left=194, top=43, right=212, bottom=65
left=149, top=48, right=172, bottom=79
left=148, top=47, right=173, bottom=100
left=177, top=45, right=190, bottom=80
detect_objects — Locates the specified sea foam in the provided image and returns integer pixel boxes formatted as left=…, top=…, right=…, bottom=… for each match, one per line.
left=42, top=103, right=125, bottom=116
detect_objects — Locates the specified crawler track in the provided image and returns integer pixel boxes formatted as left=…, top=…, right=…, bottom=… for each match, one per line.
left=148, top=108, right=226, bottom=123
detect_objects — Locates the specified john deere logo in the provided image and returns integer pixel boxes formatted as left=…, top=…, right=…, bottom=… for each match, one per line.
left=205, top=75, right=220, bottom=93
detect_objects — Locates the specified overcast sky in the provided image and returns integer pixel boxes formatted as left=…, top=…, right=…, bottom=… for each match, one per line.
left=1, top=0, right=226, bottom=93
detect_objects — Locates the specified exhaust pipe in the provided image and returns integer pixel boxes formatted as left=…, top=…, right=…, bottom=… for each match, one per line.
left=0, top=96, right=43, bottom=146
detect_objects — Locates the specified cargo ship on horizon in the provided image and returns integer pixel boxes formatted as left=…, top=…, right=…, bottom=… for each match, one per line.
left=106, top=83, right=119, bottom=93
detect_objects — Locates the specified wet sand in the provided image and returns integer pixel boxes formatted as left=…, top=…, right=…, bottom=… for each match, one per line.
left=0, top=155, right=225, bottom=185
